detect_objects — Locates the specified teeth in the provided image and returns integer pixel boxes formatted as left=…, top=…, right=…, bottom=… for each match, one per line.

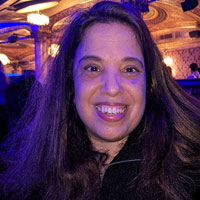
left=96, top=105, right=126, bottom=115
left=105, top=107, right=108, bottom=113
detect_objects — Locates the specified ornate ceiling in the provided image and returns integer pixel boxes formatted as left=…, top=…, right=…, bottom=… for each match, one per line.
left=0, top=0, right=200, bottom=72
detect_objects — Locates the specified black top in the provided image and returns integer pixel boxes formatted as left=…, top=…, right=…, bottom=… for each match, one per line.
left=1, top=133, right=200, bottom=200
left=98, top=134, right=162, bottom=200
left=98, top=134, right=200, bottom=200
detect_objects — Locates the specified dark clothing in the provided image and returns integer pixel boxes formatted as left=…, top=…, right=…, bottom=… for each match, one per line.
left=99, top=134, right=200, bottom=200
left=98, top=134, right=163, bottom=200
left=1, top=133, right=200, bottom=200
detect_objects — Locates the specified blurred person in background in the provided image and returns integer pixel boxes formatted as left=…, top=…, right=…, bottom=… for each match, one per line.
left=187, top=62, right=200, bottom=79
left=4, top=70, right=36, bottom=130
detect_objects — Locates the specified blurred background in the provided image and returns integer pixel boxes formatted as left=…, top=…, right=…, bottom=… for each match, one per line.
left=0, top=0, right=200, bottom=142
left=0, top=0, right=199, bottom=79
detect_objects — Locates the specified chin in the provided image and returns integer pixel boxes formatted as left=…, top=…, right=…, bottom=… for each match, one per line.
left=97, top=134, right=129, bottom=143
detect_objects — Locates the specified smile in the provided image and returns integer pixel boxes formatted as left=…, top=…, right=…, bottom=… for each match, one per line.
left=95, top=103, right=127, bottom=122
left=95, top=105, right=126, bottom=115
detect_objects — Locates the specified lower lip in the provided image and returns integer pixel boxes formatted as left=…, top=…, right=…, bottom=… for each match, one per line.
left=95, top=108, right=127, bottom=122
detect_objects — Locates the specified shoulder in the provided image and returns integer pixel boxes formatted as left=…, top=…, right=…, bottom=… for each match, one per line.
left=187, top=74, right=195, bottom=79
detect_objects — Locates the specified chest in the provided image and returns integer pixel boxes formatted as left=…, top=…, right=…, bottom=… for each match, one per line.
left=98, top=162, right=164, bottom=200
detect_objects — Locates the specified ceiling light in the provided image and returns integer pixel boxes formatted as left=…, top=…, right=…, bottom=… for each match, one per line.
left=0, top=53, right=10, bottom=65
left=27, top=13, right=49, bottom=26
left=164, top=57, right=173, bottom=66
left=14, top=0, right=60, bottom=13
left=48, top=44, right=60, bottom=57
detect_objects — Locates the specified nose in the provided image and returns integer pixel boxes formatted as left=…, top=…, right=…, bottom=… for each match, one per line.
left=100, top=71, right=123, bottom=96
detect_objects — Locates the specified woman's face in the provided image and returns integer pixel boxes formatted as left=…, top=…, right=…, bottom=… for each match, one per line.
left=74, top=23, right=146, bottom=144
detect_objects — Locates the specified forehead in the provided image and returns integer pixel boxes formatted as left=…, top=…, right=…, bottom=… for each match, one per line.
left=74, top=22, right=144, bottom=67
left=82, top=22, right=138, bottom=46
left=86, top=22, right=135, bottom=36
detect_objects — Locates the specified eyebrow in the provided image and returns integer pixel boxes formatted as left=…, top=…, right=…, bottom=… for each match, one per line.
left=78, top=55, right=144, bottom=68
left=78, top=56, right=102, bottom=64
left=122, top=57, right=144, bottom=68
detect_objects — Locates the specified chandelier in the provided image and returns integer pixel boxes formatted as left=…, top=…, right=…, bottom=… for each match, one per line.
left=27, top=13, right=49, bottom=26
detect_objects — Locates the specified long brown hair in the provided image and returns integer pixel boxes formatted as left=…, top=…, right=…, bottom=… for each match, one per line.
left=0, top=1, right=200, bottom=200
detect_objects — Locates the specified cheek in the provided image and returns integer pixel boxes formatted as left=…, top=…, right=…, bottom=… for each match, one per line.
left=74, top=83, right=85, bottom=120
left=74, top=77, right=94, bottom=109
left=138, top=79, right=146, bottom=100
left=128, top=77, right=146, bottom=112
left=74, top=80, right=95, bottom=127
left=74, top=75, right=99, bottom=99
left=137, top=79, right=146, bottom=107
left=127, top=76, right=146, bottom=97
left=137, top=82, right=146, bottom=118
left=127, top=80, right=146, bottom=131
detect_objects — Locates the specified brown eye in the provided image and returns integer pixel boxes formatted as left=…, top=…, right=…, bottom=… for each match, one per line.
left=123, top=67, right=138, bottom=73
left=84, top=65, right=100, bottom=72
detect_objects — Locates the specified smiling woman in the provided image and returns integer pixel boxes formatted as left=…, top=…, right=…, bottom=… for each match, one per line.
left=0, top=1, right=200, bottom=200
left=74, top=23, right=146, bottom=146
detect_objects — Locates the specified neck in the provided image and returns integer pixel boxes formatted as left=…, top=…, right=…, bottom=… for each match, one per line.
left=90, top=136, right=128, bottom=180
left=90, top=136, right=128, bottom=165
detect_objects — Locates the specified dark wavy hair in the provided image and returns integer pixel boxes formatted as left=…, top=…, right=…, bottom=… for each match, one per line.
left=190, top=62, right=198, bottom=72
left=1, top=1, right=200, bottom=200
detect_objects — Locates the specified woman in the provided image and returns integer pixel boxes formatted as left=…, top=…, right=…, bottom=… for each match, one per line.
left=0, top=1, right=200, bottom=199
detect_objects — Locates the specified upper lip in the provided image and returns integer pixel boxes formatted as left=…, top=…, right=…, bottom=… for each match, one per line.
left=95, top=102, right=128, bottom=107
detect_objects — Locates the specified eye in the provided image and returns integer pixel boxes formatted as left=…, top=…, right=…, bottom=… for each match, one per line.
left=84, top=65, right=100, bottom=72
left=122, top=66, right=138, bottom=73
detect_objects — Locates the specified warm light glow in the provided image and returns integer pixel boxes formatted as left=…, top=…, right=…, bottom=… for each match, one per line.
left=172, top=68, right=176, bottom=77
left=164, top=56, right=173, bottom=66
left=80, top=0, right=93, bottom=4
left=48, top=44, right=60, bottom=57
left=0, top=53, right=10, bottom=65
left=27, top=13, right=49, bottom=26
left=17, top=2, right=59, bottom=13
